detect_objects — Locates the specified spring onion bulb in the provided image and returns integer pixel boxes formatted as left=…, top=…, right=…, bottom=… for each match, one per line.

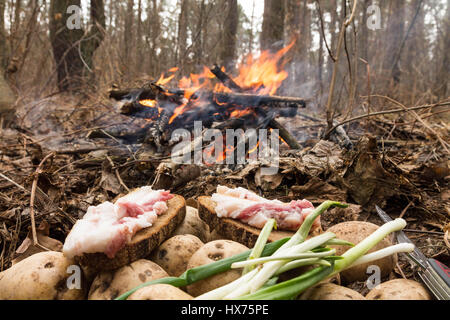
left=332, top=218, right=407, bottom=274
left=242, top=219, right=276, bottom=275
left=349, top=243, right=415, bottom=268
left=195, top=268, right=258, bottom=300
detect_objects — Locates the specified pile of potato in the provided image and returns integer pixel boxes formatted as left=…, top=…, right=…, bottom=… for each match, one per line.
left=0, top=206, right=433, bottom=300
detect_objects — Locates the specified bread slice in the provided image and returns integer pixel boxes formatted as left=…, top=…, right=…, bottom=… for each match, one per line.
left=74, top=195, right=186, bottom=272
left=198, top=196, right=322, bottom=248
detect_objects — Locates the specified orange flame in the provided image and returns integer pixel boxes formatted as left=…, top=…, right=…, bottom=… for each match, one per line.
left=139, top=99, right=157, bottom=108
left=139, top=99, right=163, bottom=118
left=158, top=42, right=294, bottom=124
left=232, top=41, right=294, bottom=95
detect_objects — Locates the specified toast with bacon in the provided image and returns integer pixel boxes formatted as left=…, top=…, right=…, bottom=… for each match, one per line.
left=198, top=196, right=321, bottom=248
left=67, top=192, right=186, bottom=272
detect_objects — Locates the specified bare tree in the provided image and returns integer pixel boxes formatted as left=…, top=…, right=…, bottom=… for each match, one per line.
left=0, top=0, right=7, bottom=68
left=384, top=0, right=405, bottom=85
left=261, top=0, right=285, bottom=51
left=177, top=0, right=189, bottom=74
left=220, top=0, right=238, bottom=70
left=49, top=0, right=105, bottom=91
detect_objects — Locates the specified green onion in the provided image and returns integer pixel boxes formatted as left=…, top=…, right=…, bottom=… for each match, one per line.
left=236, top=264, right=334, bottom=300
left=349, top=243, right=414, bottom=268
left=195, top=268, right=259, bottom=300
left=274, top=258, right=323, bottom=275
left=332, top=218, right=407, bottom=275
left=325, top=238, right=355, bottom=247
left=242, top=218, right=276, bottom=275
left=226, top=232, right=336, bottom=298
left=115, top=237, right=289, bottom=300
left=231, top=249, right=336, bottom=269
left=280, top=201, right=348, bottom=251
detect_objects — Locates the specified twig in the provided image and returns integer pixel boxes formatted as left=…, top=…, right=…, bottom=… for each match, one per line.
left=0, top=173, right=29, bottom=193
left=399, top=201, right=413, bottom=219
left=396, top=262, right=407, bottom=279
left=30, top=153, right=55, bottom=247
left=371, top=95, right=450, bottom=153
left=116, top=169, right=130, bottom=193
left=315, top=0, right=336, bottom=62
left=444, top=231, right=449, bottom=249
left=100, top=129, right=136, bottom=160
left=325, top=101, right=450, bottom=137
left=106, top=155, right=130, bottom=193
left=404, top=229, right=445, bottom=236
left=325, top=0, right=359, bottom=135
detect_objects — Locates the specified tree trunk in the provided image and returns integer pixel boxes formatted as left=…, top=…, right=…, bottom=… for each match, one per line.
left=50, top=0, right=84, bottom=91
left=193, top=0, right=205, bottom=67
left=317, top=3, right=324, bottom=104
left=136, top=0, right=143, bottom=73
left=177, top=0, right=189, bottom=73
left=220, top=0, right=238, bottom=71
left=0, top=0, right=7, bottom=68
left=360, top=0, right=370, bottom=62
left=434, top=2, right=449, bottom=99
left=50, top=0, right=105, bottom=91
left=326, top=1, right=338, bottom=83
left=124, top=0, right=134, bottom=77
left=261, top=0, right=285, bottom=52
left=384, top=0, right=405, bottom=84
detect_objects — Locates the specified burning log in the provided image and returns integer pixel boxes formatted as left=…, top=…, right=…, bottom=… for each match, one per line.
left=210, top=64, right=244, bottom=92
left=110, top=88, right=307, bottom=110
left=207, top=66, right=302, bottom=149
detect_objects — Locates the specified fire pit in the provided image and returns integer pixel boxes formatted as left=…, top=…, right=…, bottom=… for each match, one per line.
left=109, top=44, right=307, bottom=164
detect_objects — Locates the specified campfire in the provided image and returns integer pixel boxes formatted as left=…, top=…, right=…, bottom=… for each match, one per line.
left=109, top=43, right=307, bottom=164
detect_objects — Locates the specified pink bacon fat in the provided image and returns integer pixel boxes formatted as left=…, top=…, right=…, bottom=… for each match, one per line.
left=211, top=186, right=319, bottom=232
left=63, top=187, right=173, bottom=259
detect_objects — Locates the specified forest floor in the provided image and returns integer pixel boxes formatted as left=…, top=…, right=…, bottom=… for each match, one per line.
left=0, top=93, right=448, bottom=295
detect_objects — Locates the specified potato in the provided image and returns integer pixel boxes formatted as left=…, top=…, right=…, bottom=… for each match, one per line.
left=88, top=259, right=168, bottom=300
left=299, top=283, right=366, bottom=300
left=128, top=284, right=193, bottom=300
left=0, top=251, right=85, bottom=300
left=172, top=206, right=211, bottom=242
left=326, top=221, right=396, bottom=283
left=151, top=235, right=204, bottom=277
left=366, top=279, right=432, bottom=300
left=186, top=240, right=249, bottom=297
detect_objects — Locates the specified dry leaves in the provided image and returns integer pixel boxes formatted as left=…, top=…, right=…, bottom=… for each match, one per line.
left=12, top=221, right=63, bottom=265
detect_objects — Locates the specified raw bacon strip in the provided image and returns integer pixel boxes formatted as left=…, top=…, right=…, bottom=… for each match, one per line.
left=63, top=187, right=173, bottom=259
left=116, top=188, right=173, bottom=218
left=212, top=186, right=318, bottom=232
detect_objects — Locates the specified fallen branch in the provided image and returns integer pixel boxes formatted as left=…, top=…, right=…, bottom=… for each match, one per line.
left=208, top=66, right=302, bottom=149
left=325, top=101, right=450, bottom=138
left=370, top=96, right=450, bottom=153
left=30, top=153, right=55, bottom=249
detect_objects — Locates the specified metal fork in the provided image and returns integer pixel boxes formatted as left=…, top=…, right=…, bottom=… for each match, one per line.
left=375, top=206, right=450, bottom=300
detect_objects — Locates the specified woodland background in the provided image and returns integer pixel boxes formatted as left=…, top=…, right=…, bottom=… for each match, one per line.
left=0, top=0, right=448, bottom=114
